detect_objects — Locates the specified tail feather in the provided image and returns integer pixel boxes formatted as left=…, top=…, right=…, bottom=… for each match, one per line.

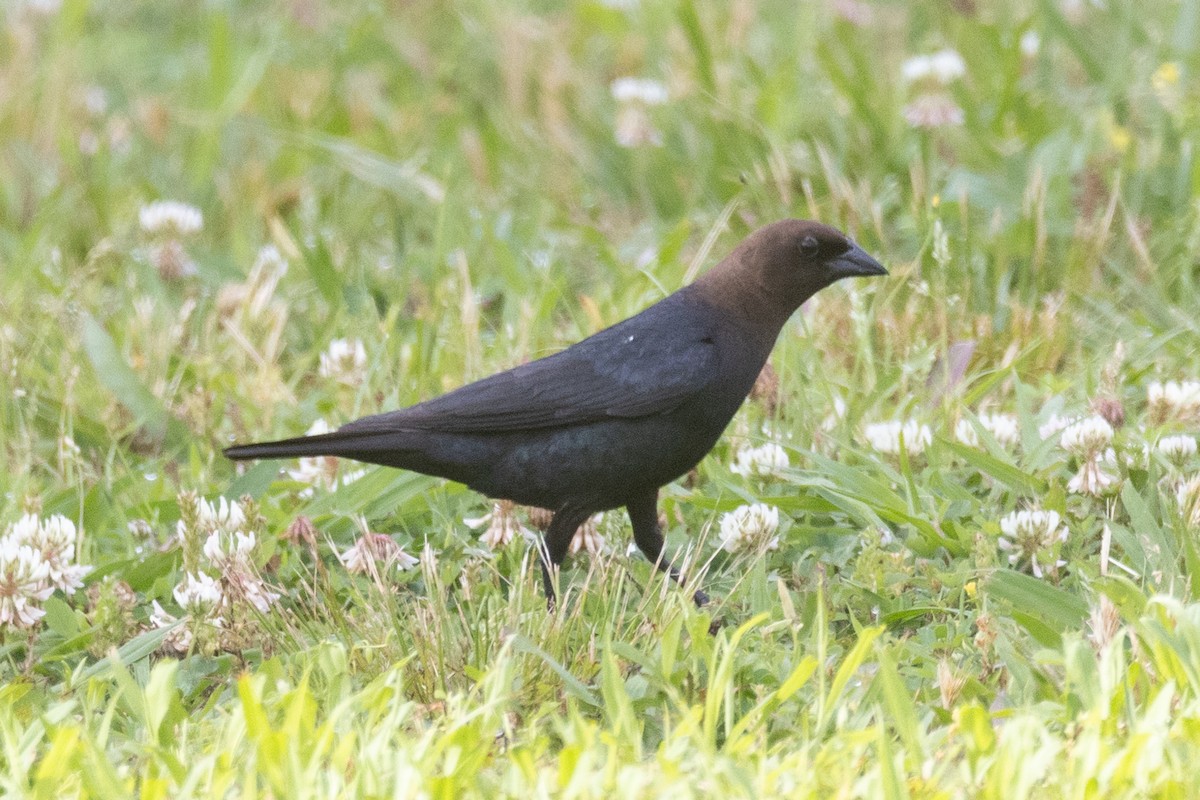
left=224, top=429, right=413, bottom=462
left=225, top=426, right=495, bottom=487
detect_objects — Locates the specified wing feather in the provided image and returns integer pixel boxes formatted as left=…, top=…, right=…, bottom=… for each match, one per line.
left=340, top=295, right=716, bottom=435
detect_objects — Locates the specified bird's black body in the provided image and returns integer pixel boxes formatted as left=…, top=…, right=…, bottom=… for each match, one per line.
left=225, top=220, right=887, bottom=605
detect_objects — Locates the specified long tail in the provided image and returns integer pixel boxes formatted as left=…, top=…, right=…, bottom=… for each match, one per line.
left=224, top=427, right=491, bottom=488
left=224, top=429, right=416, bottom=463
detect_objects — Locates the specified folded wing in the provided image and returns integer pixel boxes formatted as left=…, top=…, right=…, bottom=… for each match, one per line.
left=340, top=300, right=717, bottom=435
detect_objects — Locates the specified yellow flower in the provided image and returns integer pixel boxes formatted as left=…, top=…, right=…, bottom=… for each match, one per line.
left=1108, top=124, right=1131, bottom=153
left=1152, top=62, right=1180, bottom=93
left=1152, top=62, right=1181, bottom=108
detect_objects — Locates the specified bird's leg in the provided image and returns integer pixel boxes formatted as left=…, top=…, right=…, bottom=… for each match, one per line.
left=626, top=490, right=709, bottom=607
left=539, top=505, right=594, bottom=611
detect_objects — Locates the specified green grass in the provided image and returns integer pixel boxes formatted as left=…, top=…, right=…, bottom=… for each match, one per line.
left=3, top=0, right=1200, bottom=795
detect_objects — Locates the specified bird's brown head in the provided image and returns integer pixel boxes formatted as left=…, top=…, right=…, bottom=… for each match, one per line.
left=697, top=219, right=887, bottom=324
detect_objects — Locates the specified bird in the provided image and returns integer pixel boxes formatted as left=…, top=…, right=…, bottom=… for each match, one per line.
left=225, top=219, right=887, bottom=607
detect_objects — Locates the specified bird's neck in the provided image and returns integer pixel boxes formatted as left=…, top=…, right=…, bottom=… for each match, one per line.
left=690, top=264, right=798, bottom=342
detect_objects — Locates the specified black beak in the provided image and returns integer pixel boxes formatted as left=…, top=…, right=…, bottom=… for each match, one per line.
left=832, top=243, right=888, bottom=278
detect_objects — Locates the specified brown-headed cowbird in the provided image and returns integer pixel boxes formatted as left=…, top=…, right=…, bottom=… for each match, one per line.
left=225, top=220, right=887, bottom=605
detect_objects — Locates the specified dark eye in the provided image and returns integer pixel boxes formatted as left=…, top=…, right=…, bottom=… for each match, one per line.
left=800, top=235, right=820, bottom=258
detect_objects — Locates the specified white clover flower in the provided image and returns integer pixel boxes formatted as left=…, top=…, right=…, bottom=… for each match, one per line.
left=339, top=533, right=418, bottom=575
left=319, top=338, right=367, bottom=385
left=901, top=55, right=934, bottom=83
left=998, top=509, right=1068, bottom=578
left=7, top=514, right=90, bottom=594
left=149, top=600, right=176, bottom=629
left=999, top=509, right=1063, bottom=542
left=464, top=501, right=532, bottom=550
left=1067, top=456, right=1118, bottom=496
left=191, top=519, right=278, bottom=615
left=610, top=77, right=667, bottom=148
left=202, top=530, right=257, bottom=564
left=981, top=413, right=1020, bottom=448
left=7, top=515, right=40, bottom=547
left=928, top=49, right=967, bottom=82
left=568, top=514, right=607, bottom=557
left=1148, top=380, right=1200, bottom=422
left=82, top=85, right=108, bottom=116
left=226, top=572, right=280, bottom=614
left=903, top=94, right=965, bottom=129
left=247, top=583, right=279, bottom=614
left=1060, top=416, right=1114, bottom=457
left=731, top=442, right=789, bottom=478
left=956, top=413, right=1020, bottom=449
left=0, top=540, right=53, bottom=628
left=139, top=200, right=203, bottom=237
left=863, top=420, right=933, bottom=456
left=37, top=514, right=79, bottom=555
left=901, top=49, right=966, bottom=84
left=196, top=496, right=246, bottom=534
left=173, top=572, right=223, bottom=613
left=1157, top=435, right=1197, bottom=466
left=149, top=600, right=193, bottom=653
left=398, top=548, right=423, bottom=571
left=1038, top=413, right=1079, bottom=440
left=610, top=77, right=669, bottom=105
left=719, top=504, right=781, bottom=554
left=24, top=0, right=63, bottom=16
left=1019, top=30, right=1041, bottom=58
left=9, top=514, right=89, bottom=593
left=954, top=419, right=977, bottom=447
